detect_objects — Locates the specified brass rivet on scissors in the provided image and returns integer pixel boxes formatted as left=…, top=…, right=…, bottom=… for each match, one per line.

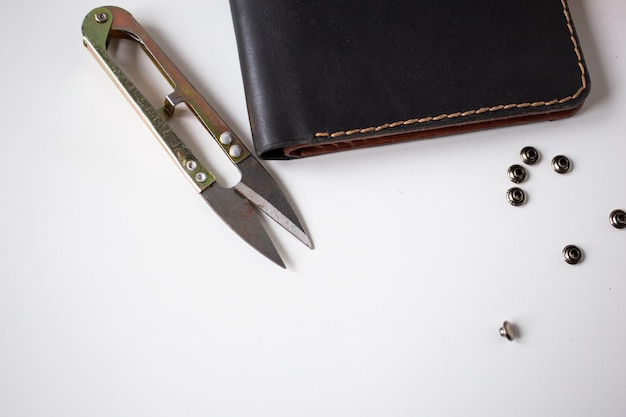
left=219, top=132, right=233, bottom=145
left=94, top=13, right=108, bottom=23
left=185, top=160, right=198, bottom=171
left=229, top=145, right=243, bottom=158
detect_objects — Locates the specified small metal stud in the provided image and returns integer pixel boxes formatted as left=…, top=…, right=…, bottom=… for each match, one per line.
left=506, top=187, right=526, bottom=206
left=195, top=172, right=208, bottom=183
left=552, top=155, right=571, bottom=174
left=562, top=245, right=583, bottom=265
left=499, top=321, right=515, bottom=341
left=219, top=131, right=233, bottom=146
left=610, top=209, right=626, bottom=229
left=229, top=144, right=242, bottom=158
left=507, top=164, right=528, bottom=184
left=520, top=146, right=540, bottom=165
left=185, top=160, right=198, bottom=171
left=94, top=12, right=108, bottom=23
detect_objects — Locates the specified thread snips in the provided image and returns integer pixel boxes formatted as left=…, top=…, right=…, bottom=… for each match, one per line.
left=82, top=6, right=312, bottom=268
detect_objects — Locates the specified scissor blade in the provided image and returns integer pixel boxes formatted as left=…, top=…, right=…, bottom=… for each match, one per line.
left=235, top=158, right=313, bottom=249
left=201, top=184, right=285, bottom=268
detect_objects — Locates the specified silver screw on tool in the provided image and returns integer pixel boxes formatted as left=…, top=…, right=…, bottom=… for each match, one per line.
left=195, top=172, right=208, bottom=183
left=185, top=160, right=198, bottom=171
left=610, top=209, right=626, bottom=229
left=507, top=164, right=528, bottom=184
left=552, top=155, right=572, bottom=174
left=520, top=146, right=540, bottom=165
left=563, top=245, right=583, bottom=264
left=94, top=12, right=108, bottom=23
left=219, top=131, right=233, bottom=146
left=229, top=144, right=243, bottom=158
left=506, top=187, right=526, bottom=206
left=499, top=321, right=516, bottom=341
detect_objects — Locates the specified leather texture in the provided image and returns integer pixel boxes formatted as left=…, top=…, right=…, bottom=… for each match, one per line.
left=229, top=0, right=590, bottom=159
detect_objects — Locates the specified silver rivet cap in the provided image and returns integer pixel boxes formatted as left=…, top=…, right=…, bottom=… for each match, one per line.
left=499, top=321, right=516, bottom=341
left=506, top=187, right=526, bottom=206
left=610, top=209, right=626, bottom=229
left=552, top=155, right=572, bottom=174
left=563, top=245, right=583, bottom=264
left=507, top=164, right=528, bottom=184
left=520, top=146, right=540, bottom=165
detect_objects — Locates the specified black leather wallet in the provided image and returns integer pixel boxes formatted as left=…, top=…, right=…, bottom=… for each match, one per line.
left=229, top=0, right=590, bottom=159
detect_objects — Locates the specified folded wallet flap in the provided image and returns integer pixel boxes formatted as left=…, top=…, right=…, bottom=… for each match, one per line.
left=229, top=0, right=590, bottom=159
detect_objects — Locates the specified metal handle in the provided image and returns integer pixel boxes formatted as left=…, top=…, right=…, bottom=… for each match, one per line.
left=82, top=6, right=250, bottom=192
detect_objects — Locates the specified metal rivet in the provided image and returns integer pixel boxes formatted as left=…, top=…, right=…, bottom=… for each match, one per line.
left=610, top=209, right=626, bottom=229
left=520, top=146, right=540, bottom=165
left=506, top=187, right=526, bottom=206
left=507, top=164, right=528, bottom=184
left=499, top=321, right=515, bottom=341
left=195, top=172, right=208, bottom=183
left=563, top=245, right=583, bottom=264
left=229, top=144, right=242, bottom=158
left=552, top=155, right=571, bottom=174
left=185, top=160, right=198, bottom=171
left=94, top=12, right=108, bottom=23
left=219, top=131, right=233, bottom=145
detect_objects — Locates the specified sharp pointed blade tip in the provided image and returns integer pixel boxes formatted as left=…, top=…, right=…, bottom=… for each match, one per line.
left=264, top=245, right=286, bottom=269
left=201, top=185, right=286, bottom=268
left=257, top=241, right=286, bottom=269
left=289, top=225, right=313, bottom=249
left=234, top=181, right=313, bottom=249
left=301, top=234, right=314, bottom=250
left=267, top=251, right=286, bottom=269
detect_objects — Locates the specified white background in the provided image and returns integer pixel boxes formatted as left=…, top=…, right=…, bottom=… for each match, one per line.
left=1, top=1, right=625, bottom=416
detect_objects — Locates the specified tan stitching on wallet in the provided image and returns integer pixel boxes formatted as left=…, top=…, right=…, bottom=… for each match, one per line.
left=314, top=0, right=587, bottom=140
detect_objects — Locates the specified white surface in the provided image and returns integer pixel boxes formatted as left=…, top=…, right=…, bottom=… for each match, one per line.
left=1, top=1, right=625, bottom=416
